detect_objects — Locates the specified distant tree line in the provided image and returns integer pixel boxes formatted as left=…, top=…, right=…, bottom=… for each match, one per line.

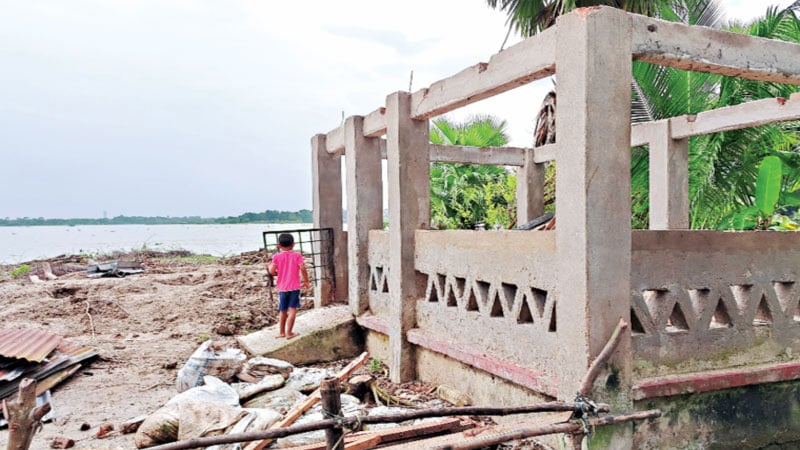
left=0, top=209, right=313, bottom=227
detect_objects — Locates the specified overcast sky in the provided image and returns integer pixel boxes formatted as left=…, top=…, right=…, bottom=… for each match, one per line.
left=0, top=0, right=794, bottom=219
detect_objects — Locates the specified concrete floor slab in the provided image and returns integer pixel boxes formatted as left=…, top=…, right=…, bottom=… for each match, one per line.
left=236, top=305, right=363, bottom=365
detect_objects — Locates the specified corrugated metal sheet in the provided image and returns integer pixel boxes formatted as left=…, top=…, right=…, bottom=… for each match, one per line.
left=0, top=329, right=62, bottom=362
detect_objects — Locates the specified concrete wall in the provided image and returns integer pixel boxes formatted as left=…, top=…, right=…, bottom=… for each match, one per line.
left=414, top=230, right=558, bottom=376
left=313, top=6, right=800, bottom=448
left=631, top=231, right=800, bottom=378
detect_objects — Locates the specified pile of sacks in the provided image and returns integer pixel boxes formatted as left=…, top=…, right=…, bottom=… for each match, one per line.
left=135, top=341, right=378, bottom=449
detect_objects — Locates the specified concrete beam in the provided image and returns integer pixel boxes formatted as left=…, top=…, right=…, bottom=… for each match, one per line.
left=345, top=116, right=384, bottom=316
left=429, top=144, right=527, bottom=166
left=378, top=141, right=533, bottom=166
left=670, top=95, right=800, bottom=139
left=516, top=150, right=545, bottom=225
left=533, top=144, right=556, bottom=163
left=363, top=107, right=387, bottom=138
left=311, top=134, right=347, bottom=306
left=554, top=6, right=633, bottom=410
left=325, top=126, right=345, bottom=155
left=647, top=121, right=689, bottom=230
left=631, top=14, right=800, bottom=86
left=410, top=27, right=556, bottom=120
left=385, top=91, right=430, bottom=383
left=630, top=122, right=656, bottom=147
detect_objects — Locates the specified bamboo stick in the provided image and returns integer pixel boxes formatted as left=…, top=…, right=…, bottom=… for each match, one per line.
left=578, top=318, right=628, bottom=397
left=243, top=352, right=370, bottom=450
left=435, top=409, right=662, bottom=450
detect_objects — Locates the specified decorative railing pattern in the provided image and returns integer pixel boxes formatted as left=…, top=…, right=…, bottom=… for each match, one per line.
left=367, top=230, right=390, bottom=319
left=631, top=231, right=800, bottom=378
left=414, top=230, right=559, bottom=374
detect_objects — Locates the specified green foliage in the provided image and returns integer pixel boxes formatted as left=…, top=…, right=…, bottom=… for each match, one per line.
left=0, top=209, right=314, bottom=227
left=429, top=116, right=517, bottom=229
left=490, top=0, right=800, bottom=230
left=629, top=4, right=800, bottom=229
left=155, top=254, right=220, bottom=264
left=10, top=264, right=32, bottom=277
left=368, top=357, right=383, bottom=374
left=718, top=156, right=800, bottom=230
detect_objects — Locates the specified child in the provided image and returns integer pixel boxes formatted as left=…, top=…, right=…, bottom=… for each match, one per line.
left=268, top=233, right=310, bottom=339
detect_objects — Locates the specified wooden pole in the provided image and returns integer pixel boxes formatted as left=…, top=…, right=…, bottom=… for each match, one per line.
left=243, top=352, right=370, bottom=450
left=435, top=409, right=662, bottom=450
left=578, top=318, right=629, bottom=397
left=147, top=402, right=610, bottom=450
left=321, top=378, right=344, bottom=450
left=3, top=379, right=51, bottom=450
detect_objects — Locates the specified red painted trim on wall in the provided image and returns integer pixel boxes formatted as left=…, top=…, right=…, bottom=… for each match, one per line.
left=632, top=361, right=800, bottom=400
left=407, top=328, right=558, bottom=398
left=355, top=314, right=390, bottom=335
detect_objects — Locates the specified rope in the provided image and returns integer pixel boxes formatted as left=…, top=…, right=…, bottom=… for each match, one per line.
left=321, top=411, right=364, bottom=449
left=573, top=392, right=600, bottom=450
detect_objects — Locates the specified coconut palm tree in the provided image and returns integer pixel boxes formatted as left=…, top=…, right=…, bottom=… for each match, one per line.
left=490, top=0, right=800, bottom=228
left=487, top=0, right=683, bottom=38
left=429, top=116, right=517, bottom=229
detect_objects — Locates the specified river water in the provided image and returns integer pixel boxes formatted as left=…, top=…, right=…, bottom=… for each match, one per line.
left=0, top=223, right=313, bottom=264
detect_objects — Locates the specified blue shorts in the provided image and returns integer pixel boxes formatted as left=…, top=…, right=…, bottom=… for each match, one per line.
left=278, top=290, right=301, bottom=311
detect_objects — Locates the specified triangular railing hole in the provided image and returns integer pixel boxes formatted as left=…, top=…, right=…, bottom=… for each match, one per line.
left=446, top=284, right=459, bottom=307
left=548, top=302, right=557, bottom=332
left=490, top=293, right=504, bottom=317
left=370, top=270, right=378, bottom=291
left=518, top=297, right=534, bottom=324
left=753, top=294, right=773, bottom=326
left=427, top=276, right=439, bottom=303
left=465, top=288, right=480, bottom=311
left=631, top=308, right=645, bottom=335
left=710, top=298, right=733, bottom=329
left=666, top=303, right=689, bottom=333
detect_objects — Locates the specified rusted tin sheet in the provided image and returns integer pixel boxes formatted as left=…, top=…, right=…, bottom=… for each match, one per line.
left=0, top=328, right=62, bottom=362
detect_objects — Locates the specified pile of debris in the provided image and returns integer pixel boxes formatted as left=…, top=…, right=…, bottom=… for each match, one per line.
left=0, top=328, right=97, bottom=426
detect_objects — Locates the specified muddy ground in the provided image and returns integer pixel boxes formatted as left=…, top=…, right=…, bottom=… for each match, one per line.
left=0, top=251, right=546, bottom=450
left=0, top=250, right=295, bottom=449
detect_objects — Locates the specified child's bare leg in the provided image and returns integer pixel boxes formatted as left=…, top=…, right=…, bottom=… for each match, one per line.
left=286, top=308, right=299, bottom=338
left=277, top=310, right=287, bottom=338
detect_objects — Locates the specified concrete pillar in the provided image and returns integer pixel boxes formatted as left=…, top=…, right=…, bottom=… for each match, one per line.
left=311, top=134, right=348, bottom=307
left=554, top=5, right=632, bottom=418
left=649, top=120, right=689, bottom=229
left=516, top=150, right=545, bottom=225
left=385, top=91, right=429, bottom=383
left=344, top=116, right=383, bottom=316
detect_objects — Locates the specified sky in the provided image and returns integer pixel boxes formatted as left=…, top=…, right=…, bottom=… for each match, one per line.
left=0, top=0, right=795, bottom=219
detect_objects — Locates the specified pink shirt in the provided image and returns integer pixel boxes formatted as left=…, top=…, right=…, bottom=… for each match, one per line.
left=273, top=250, right=304, bottom=292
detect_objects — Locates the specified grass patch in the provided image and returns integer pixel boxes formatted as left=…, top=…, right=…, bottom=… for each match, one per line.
left=155, top=254, right=221, bottom=264
left=10, top=264, right=32, bottom=278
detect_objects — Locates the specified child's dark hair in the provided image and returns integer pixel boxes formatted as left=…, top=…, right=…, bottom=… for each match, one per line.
left=278, top=233, right=294, bottom=248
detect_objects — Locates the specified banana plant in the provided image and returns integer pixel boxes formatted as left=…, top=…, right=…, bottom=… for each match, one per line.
left=717, top=156, right=800, bottom=230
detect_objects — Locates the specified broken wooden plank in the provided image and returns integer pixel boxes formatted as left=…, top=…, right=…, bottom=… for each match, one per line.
left=435, top=409, right=662, bottom=450
left=243, top=352, right=369, bottom=450
left=285, top=418, right=468, bottom=450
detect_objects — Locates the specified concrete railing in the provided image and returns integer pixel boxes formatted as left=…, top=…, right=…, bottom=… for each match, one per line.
left=414, top=230, right=558, bottom=375
left=366, top=230, right=390, bottom=320
left=631, top=231, right=800, bottom=377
